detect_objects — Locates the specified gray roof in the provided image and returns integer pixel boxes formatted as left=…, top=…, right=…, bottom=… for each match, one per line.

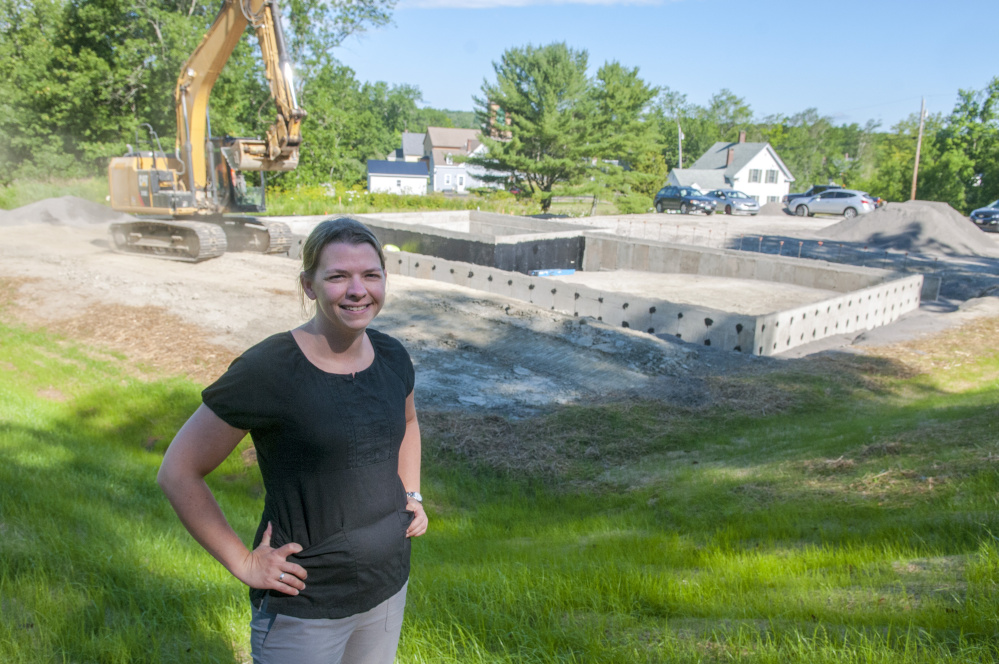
left=669, top=169, right=728, bottom=190
left=367, top=160, right=428, bottom=177
left=401, top=132, right=425, bottom=158
left=689, top=141, right=794, bottom=181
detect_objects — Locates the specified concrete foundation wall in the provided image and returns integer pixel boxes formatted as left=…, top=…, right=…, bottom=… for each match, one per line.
left=753, top=276, right=924, bottom=356
left=583, top=234, right=938, bottom=300
left=386, top=247, right=923, bottom=356
left=388, top=251, right=763, bottom=354
left=292, top=215, right=928, bottom=357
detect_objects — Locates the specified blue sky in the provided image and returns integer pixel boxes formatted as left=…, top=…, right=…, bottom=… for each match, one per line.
left=335, top=0, right=994, bottom=129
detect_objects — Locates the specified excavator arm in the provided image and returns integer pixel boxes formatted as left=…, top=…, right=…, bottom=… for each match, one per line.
left=106, top=0, right=304, bottom=260
left=175, top=0, right=306, bottom=199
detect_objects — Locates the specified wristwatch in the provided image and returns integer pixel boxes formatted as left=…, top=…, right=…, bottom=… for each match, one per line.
left=406, top=491, right=423, bottom=503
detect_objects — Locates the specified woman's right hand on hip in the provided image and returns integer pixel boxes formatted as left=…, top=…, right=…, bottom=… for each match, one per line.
left=236, top=521, right=308, bottom=595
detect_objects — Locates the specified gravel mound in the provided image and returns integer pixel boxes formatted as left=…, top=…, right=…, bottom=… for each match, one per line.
left=1, top=196, right=134, bottom=227
left=758, top=201, right=787, bottom=216
left=819, top=200, right=999, bottom=257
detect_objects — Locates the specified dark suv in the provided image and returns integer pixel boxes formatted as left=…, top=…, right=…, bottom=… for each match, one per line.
left=654, top=186, right=716, bottom=215
left=782, top=184, right=842, bottom=210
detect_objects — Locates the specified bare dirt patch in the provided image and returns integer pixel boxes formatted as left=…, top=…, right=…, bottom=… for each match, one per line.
left=2, top=197, right=998, bottom=427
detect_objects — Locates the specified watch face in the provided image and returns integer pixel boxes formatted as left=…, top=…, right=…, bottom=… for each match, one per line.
left=407, top=491, right=423, bottom=503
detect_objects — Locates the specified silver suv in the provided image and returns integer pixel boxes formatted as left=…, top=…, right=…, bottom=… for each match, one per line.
left=792, top=189, right=875, bottom=218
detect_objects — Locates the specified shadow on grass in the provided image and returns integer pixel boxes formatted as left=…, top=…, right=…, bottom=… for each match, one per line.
left=0, top=382, right=257, bottom=663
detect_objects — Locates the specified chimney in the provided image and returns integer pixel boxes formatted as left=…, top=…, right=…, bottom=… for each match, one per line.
left=726, top=147, right=735, bottom=166
left=738, top=130, right=747, bottom=143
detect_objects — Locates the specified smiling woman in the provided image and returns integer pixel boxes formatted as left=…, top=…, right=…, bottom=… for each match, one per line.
left=157, top=217, right=427, bottom=664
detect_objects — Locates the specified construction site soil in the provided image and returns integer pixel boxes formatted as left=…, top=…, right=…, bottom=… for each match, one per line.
left=2, top=196, right=999, bottom=419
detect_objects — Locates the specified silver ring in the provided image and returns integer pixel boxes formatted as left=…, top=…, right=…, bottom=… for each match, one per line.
left=279, top=573, right=285, bottom=581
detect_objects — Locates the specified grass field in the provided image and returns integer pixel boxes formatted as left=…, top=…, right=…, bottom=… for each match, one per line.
left=0, top=178, right=634, bottom=218
left=1, top=295, right=997, bottom=662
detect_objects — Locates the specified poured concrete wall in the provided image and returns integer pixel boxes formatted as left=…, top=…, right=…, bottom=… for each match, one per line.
left=356, top=214, right=589, bottom=274
left=753, top=277, right=924, bottom=356
left=291, top=214, right=927, bottom=356
left=390, top=251, right=764, bottom=353
left=582, top=235, right=939, bottom=301
left=386, top=248, right=923, bottom=356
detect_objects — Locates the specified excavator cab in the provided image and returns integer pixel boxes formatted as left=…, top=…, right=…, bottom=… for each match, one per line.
left=212, top=138, right=266, bottom=214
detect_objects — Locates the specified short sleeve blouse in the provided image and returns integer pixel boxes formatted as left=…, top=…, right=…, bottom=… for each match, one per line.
left=202, top=328, right=415, bottom=619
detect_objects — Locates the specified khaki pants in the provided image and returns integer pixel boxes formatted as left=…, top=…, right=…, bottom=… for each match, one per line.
left=250, top=582, right=407, bottom=664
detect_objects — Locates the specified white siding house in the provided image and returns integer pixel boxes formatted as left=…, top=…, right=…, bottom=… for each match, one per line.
left=424, top=127, right=491, bottom=193
left=367, top=160, right=428, bottom=196
left=668, top=133, right=794, bottom=202
left=386, top=132, right=425, bottom=163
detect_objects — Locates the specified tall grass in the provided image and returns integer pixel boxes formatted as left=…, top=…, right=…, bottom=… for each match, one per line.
left=0, top=314, right=996, bottom=662
left=0, top=178, right=625, bottom=217
left=0, top=178, right=110, bottom=209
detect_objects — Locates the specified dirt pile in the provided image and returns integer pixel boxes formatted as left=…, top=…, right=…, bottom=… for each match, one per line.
left=819, top=200, right=999, bottom=257
left=1, top=196, right=133, bottom=227
left=758, top=201, right=787, bottom=216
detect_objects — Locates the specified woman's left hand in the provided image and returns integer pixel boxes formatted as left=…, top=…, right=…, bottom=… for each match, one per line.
left=406, top=498, right=428, bottom=538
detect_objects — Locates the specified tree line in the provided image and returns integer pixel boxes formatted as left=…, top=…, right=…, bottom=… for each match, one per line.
left=1, top=1, right=996, bottom=214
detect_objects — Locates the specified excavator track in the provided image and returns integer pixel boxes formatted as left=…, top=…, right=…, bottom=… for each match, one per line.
left=109, top=219, right=228, bottom=262
left=217, top=217, right=292, bottom=254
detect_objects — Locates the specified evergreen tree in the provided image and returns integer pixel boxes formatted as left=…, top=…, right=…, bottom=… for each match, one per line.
left=470, top=42, right=597, bottom=212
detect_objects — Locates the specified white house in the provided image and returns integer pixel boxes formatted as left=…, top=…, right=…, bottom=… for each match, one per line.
left=424, top=127, right=490, bottom=193
left=668, top=132, right=794, bottom=203
left=385, top=132, right=425, bottom=163
left=366, top=160, right=428, bottom=196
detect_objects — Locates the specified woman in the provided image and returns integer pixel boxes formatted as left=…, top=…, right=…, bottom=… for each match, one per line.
left=158, top=217, right=427, bottom=664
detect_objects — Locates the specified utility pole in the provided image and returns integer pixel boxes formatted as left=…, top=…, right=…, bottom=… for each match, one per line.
left=911, top=97, right=926, bottom=201
left=677, top=120, right=684, bottom=169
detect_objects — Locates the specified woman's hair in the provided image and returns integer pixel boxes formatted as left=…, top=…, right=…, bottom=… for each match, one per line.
left=299, top=217, right=386, bottom=315
left=300, top=217, right=386, bottom=278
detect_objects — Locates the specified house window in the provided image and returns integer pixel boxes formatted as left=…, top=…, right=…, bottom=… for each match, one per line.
left=396, top=180, right=402, bottom=187
left=767, top=196, right=779, bottom=203
left=444, top=174, right=451, bottom=185
left=458, top=176, right=464, bottom=187
left=765, top=169, right=778, bottom=184
left=749, top=169, right=762, bottom=183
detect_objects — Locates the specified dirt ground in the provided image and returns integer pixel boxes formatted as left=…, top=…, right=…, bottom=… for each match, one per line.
left=3, top=199, right=999, bottom=417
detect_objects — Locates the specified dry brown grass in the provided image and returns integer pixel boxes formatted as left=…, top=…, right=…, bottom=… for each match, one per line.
left=0, top=277, right=236, bottom=385
left=867, top=315, right=999, bottom=381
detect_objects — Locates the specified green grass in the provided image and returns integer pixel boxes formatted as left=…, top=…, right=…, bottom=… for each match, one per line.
left=0, top=178, right=110, bottom=210
left=0, top=316, right=997, bottom=662
left=1, top=177, right=638, bottom=217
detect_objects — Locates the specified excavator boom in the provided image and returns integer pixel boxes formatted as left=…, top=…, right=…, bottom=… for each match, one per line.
left=107, top=0, right=306, bottom=261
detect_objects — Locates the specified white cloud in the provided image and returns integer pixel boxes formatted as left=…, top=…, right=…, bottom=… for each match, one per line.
left=399, top=0, right=671, bottom=9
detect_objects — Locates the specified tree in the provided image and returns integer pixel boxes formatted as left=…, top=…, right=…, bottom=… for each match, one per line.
left=0, top=0, right=397, bottom=181
left=470, top=42, right=597, bottom=212
left=587, top=61, right=659, bottom=209
left=932, top=77, right=999, bottom=210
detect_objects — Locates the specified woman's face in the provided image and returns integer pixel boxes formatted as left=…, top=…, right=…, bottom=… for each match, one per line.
left=302, top=241, right=385, bottom=337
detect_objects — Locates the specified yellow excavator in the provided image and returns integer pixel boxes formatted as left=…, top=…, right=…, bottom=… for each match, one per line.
left=107, top=0, right=306, bottom=261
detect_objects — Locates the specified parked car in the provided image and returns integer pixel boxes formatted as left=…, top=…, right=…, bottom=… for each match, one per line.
left=782, top=183, right=842, bottom=211
left=970, top=200, right=999, bottom=233
left=791, top=189, right=875, bottom=218
left=703, top=189, right=760, bottom=215
left=654, top=186, right=716, bottom=215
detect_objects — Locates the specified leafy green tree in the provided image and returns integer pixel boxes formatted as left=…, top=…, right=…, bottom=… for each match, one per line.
left=291, top=63, right=424, bottom=186
left=0, top=0, right=397, bottom=182
left=587, top=61, right=659, bottom=208
left=861, top=112, right=945, bottom=203
left=932, top=77, right=999, bottom=210
left=470, top=42, right=597, bottom=212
